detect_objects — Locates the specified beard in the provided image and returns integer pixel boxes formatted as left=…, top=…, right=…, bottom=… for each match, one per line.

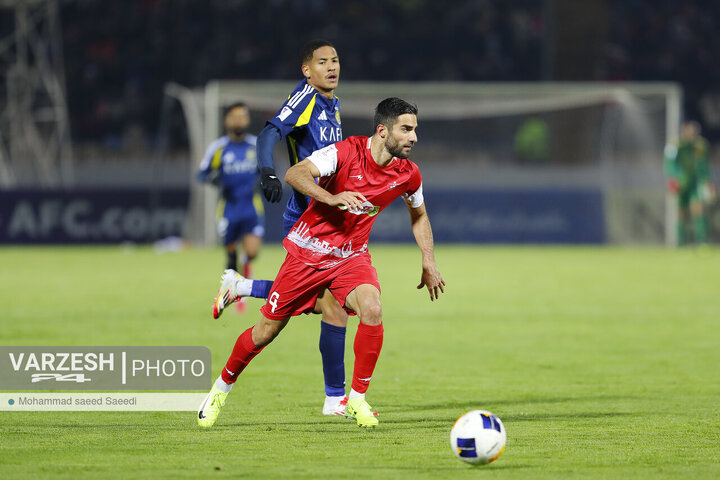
left=230, top=127, right=247, bottom=137
left=386, top=135, right=412, bottom=159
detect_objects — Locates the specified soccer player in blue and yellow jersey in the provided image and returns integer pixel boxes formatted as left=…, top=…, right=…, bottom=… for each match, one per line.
left=198, top=102, right=264, bottom=285
left=211, top=40, right=360, bottom=417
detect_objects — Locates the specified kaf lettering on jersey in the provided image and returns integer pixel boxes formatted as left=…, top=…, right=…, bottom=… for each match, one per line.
left=320, top=126, right=342, bottom=143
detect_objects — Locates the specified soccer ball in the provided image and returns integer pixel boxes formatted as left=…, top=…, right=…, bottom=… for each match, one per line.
left=450, top=410, right=506, bottom=465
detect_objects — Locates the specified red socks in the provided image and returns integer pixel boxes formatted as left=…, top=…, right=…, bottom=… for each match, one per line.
left=351, top=323, right=384, bottom=393
left=221, top=327, right=264, bottom=384
left=221, top=322, right=383, bottom=392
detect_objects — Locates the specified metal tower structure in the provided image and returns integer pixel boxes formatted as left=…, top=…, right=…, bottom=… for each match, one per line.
left=0, top=0, right=72, bottom=187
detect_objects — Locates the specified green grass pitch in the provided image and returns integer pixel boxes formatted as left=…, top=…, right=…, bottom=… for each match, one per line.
left=0, top=244, right=718, bottom=479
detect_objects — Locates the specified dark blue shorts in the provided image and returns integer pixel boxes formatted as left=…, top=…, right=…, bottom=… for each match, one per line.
left=218, top=215, right=265, bottom=246
left=282, top=215, right=299, bottom=237
left=282, top=209, right=302, bottom=237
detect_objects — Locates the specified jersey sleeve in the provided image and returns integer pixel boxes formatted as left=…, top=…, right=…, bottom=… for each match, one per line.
left=267, top=84, right=318, bottom=137
left=696, top=139, right=710, bottom=182
left=307, top=139, right=353, bottom=177
left=307, top=144, right=338, bottom=176
left=402, top=165, right=424, bottom=208
left=197, top=139, right=224, bottom=183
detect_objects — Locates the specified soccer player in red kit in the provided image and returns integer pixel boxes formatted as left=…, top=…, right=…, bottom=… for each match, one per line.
left=198, top=97, right=445, bottom=428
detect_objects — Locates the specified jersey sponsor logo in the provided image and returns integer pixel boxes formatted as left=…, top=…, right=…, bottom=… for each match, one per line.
left=387, top=181, right=400, bottom=190
left=223, top=161, right=256, bottom=175
left=320, top=126, right=342, bottom=143
left=222, top=150, right=257, bottom=175
left=318, top=110, right=328, bottom=121
left=349, top=175, right=363, bottom=180
left=277, top=106, right=293, bottom=121
left=339, top=201, right=379, bottom=217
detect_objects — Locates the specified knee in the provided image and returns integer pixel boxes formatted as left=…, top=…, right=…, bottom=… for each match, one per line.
left=252, top=322, right=281, bottom=347
left=321, top=303, right=348, bottom=327
left=359, top=302, right=382, bottom=326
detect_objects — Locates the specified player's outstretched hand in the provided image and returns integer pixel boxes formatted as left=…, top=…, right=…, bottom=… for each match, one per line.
left=329, top=191, right=367, bottom=212
left=417, top=264, right=445, bottom=301
left=260, top=167, right=283, bottom=203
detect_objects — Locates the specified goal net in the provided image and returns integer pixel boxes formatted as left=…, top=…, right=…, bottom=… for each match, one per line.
left=174, top=81, right=681, bottom=246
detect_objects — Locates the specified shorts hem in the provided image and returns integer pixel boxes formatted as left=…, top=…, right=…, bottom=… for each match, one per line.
left=260, top=305, right=292, bottom=321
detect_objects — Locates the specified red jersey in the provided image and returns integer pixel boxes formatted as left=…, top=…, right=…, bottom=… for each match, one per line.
left=283, top=135, right=424, bottom=269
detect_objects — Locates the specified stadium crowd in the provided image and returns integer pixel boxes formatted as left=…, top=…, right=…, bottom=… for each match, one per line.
left=51, top=0, right=720, bottom=150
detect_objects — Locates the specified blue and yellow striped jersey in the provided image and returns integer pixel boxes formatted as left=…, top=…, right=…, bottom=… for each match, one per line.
left=267, top=79, right=342, bottom=217
left=197, top=134, right=262, bottom=222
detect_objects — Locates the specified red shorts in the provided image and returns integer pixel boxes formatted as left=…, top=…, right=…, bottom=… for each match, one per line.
left=260, top=253, right=380, bottom=320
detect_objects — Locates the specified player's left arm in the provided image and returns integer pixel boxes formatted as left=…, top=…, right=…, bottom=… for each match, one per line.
left=663, top=143, right=681, bottom=193
left=697, top=139, right=716, bottom=202
left=406, top=200, right=445, bottom=301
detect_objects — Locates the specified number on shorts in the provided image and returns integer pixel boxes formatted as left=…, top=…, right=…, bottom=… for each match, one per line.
left=269, top=292, right=280, bottom=313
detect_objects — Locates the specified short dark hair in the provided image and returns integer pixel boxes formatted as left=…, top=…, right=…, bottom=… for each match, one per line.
left=223, top=102, right=248, bottom=119
left=374, top=97, right=418, bottom=130
left=301, top=39, right=336, bottom=64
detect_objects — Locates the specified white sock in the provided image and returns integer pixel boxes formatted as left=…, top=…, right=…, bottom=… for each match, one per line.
left=214, top=376, right=233, bottom=394
left=326, top=395, right=345, bottom=403
left=235, top=277, right=253, bottom=297
left=348, top=388, right=365, bottom=400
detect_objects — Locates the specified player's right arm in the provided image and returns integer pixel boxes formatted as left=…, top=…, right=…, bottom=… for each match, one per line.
left=258, top=81, right=322, bottom=203
left=285, top=143, right=366, bottom=210
left=256, top=124, right=284, bottom=202
left=285, top=159, right=366, bottom=210
left=663, top=143, right=681, bottom=193
left=197, top=139, right=225, bottom=186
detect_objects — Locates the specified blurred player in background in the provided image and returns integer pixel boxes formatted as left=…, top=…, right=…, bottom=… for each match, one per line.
left=198, top=97, right=445, bottom=428
left=197, top=102, right=264, bottom=311
left=212, top=40, right=355, bottom=416
left=664, top=121, right=716, bottom=245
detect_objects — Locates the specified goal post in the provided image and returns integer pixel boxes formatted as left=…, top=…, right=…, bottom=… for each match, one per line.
left=174, top=81, right=682, bottom=246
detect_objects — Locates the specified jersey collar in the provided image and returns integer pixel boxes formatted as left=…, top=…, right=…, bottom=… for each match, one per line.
left=367, top=136, right=396, bottom=168
left=303, top=79, right=337, bottom=104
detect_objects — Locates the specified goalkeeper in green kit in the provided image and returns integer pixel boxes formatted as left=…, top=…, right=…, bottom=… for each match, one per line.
left=664, top=121, right=716, bottom=245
